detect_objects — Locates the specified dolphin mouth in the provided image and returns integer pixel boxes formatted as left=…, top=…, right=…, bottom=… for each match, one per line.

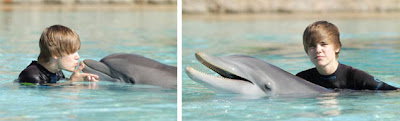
left=190, top=52, right=252, bottom=83
left=82, top=59, right=114, bottom=80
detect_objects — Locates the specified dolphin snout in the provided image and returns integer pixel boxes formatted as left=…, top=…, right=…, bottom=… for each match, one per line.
left=186, top=67, right=194, bottom=72
left=195, top=52, right=206, bottom=57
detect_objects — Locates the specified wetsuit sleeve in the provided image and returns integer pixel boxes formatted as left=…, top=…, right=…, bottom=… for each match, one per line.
left=350, top=68, right=398, bottom=90
left=18, top=69, right=41, bottom=85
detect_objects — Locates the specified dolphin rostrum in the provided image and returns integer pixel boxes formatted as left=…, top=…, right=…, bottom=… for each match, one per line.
left=186, top=52, right=332, bottom=95
left=83, top=53, right=177, bottom=89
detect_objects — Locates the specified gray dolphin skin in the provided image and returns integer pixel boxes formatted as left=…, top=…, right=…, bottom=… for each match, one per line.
left=83, top=53, right=177, bottom=89
left=186, top=52, right=332, bottom=96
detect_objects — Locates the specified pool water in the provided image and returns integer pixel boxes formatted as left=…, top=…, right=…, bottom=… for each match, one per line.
left=183, top=15, right=400, bottom=120
left=0, top=7, right=177, bottom=120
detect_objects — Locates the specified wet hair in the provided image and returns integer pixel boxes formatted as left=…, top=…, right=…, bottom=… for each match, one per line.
left=303, top=21, right=341, bottom=58
left=38, top=25, right=81, bottom=63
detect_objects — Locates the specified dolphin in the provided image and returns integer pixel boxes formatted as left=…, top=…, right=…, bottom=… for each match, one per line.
left=82, top=53, right=177, bottom=89
left=185, top=52, right=332, bottom=96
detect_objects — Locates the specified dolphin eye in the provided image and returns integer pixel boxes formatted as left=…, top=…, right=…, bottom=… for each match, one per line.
left=264, top=84, right=271, bottom=91
left=129, top=78, right=135, bottom=84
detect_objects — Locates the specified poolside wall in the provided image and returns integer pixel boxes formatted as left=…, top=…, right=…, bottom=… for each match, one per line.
left=0, top=0, right=176, bottom=4
left=183, top=0, right=400, bottom=14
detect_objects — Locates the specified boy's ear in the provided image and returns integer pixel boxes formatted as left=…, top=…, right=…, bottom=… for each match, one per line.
left=335, top=48, right=340, bottom=55
left=52, top=54, right=59, bottom=59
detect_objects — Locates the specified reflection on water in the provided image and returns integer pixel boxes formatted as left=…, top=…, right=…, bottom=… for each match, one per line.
left=316, top=93, right=341, bottom=116
left=183, top=14, right=400, bottom=120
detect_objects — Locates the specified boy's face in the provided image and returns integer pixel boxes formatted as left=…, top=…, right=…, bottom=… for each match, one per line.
left=307, top=38, right=339, bottom=67
left=56, top=52, right=80, bottom=72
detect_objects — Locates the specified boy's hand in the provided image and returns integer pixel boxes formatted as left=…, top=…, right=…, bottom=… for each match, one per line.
left=70, top=62, right=99, bottom=82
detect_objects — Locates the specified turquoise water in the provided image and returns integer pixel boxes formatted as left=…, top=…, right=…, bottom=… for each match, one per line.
left=0, top=8, right=177, bottom=120
left=183, top=16, right=400, bottom=120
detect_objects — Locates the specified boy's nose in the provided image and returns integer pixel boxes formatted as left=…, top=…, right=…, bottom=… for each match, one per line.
left=75, top=53, right=80, bottom=60
left=315, top=45, right=322, bottom=53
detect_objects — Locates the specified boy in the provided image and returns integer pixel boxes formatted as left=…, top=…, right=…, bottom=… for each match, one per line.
left=296, top=21, right=397, bottom=90
left=18, top=25, right=99, bottom=86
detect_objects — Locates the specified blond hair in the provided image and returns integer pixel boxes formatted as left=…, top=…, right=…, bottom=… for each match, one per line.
left=38, top=25, right=81, bottom=63
left=303, top=21, right=341, bottom=58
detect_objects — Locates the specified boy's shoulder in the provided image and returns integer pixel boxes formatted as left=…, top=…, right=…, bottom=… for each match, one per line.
left=18, top=61, right=43, bottom=84
left=338, top=63, right=372, bottom=78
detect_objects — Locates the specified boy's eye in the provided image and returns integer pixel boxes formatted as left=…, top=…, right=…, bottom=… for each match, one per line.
left=308, top=46, right=315, bottom=50
left=320, top=42, right=328, bottom=46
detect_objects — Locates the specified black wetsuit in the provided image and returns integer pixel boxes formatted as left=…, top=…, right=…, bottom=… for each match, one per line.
left=18, top=61, right=65, bottom=85
left=296, top=63, right=398, bottom=90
